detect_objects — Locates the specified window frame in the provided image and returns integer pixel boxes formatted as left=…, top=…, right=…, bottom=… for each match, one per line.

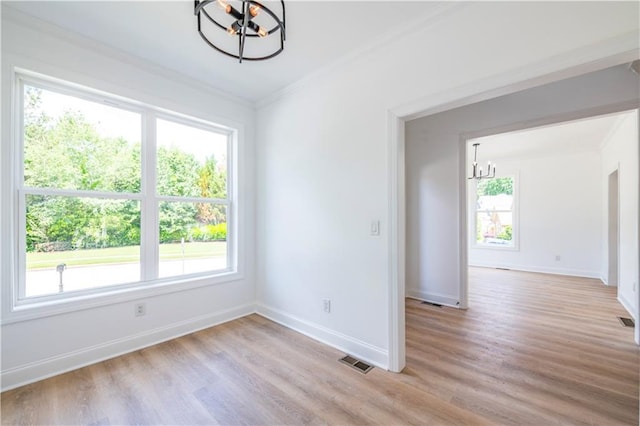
left=472, top=174, right=519, bottom=251
left=5, top=69, right=242, bottom=322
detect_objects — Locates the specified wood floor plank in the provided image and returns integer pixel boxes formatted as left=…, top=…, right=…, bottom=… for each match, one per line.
left=1, top=267, right=637, bottom=425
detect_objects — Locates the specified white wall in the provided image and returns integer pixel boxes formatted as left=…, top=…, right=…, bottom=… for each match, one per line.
left=601, top=112, right=639, bottom=318
left=1, top=9, right=256, bottom=390
left=406, top=66, right=639, bottom=309
left=256, top=1, right=640, bottom=369
left=468, top=151, right=603, bottom=278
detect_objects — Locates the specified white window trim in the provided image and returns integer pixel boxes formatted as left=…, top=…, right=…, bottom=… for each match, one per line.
left=2, top=69, right=243, bottom=324
left=471, top=174, right=519, bottom=251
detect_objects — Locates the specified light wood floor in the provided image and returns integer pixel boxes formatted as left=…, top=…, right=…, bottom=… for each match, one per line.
left=2, top=268, right=638, bottom=425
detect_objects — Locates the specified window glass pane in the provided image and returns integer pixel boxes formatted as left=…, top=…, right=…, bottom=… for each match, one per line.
left=475, top=177, right=514, bottom=247
left=476, top=211, right=513, bottom=246
left=156, top=119, right=227, bottom=198
left=159, top=201, right=227, bottom=278
left=23, top=85, right=141, bottom=192
left=25, top=195, right=140, bottom=297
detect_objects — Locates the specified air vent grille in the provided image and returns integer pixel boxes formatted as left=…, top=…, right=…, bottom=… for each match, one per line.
left=421, top=301, right=443, bottom=308
left=339, top=355, right=373, bottom=374
left=618, top=317, right=635, bottom=328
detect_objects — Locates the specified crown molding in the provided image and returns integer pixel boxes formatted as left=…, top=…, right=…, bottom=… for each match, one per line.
left=255, top=2, right=467, bottom=110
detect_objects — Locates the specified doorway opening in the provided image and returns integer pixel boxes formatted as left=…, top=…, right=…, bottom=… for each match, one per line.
left=463, top=111, right=634, bottom=310
left=394, top=62, right=640, bottom=372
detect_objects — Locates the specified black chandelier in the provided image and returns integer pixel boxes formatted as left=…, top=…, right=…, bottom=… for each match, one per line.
left=194, top=0, right=286, bottom=63
left=468, top=143, right=496, bottom=180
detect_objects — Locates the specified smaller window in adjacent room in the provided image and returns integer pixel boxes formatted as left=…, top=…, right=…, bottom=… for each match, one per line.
left=474, top=176, right=516, bottom=248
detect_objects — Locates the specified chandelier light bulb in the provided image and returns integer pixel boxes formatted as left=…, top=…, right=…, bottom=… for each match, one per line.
left=249, top=4, right=261, bottom=17
left=247, top=20, right=268, bottom=37
left=227, top=21, right=241, bottom=35
left=217, top=0, right=231, bottom=13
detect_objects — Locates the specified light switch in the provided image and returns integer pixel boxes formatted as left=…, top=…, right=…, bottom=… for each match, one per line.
left=371, top=220, right=380, bottom=236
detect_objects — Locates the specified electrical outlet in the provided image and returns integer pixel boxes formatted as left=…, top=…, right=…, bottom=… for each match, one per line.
left=555, top=255, right=561, bottom=261
left=322, top=298, right=331, bottom=313
left=135, top=303, right=146, bottom=317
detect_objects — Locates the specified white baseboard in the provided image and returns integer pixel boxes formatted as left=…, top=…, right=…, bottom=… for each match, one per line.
left=469, top=261, right=601, bottom=279
left=255, top=303, right=389, bottom=370
left=618, top=293, right=637, bottom=321
left=405, top=290, right=460, bottom=308
left=1, top=303, right=255, bottom=392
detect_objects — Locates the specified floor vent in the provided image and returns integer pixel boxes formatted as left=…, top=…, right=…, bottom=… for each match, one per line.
left=339, top=355, right=373, bottom=374
left=421, top=301, right=443, bottom=308
left=618, top=317, right=635, bottom=328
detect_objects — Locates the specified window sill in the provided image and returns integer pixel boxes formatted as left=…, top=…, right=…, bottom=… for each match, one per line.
left=2, top=270, right=243, bottom=325
left=471, top=244, right=519, bottom=252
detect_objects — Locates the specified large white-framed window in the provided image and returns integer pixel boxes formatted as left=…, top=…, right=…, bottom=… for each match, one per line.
left=12, top=71, right=237, bottom=308
left=473, top=176, right=518, bottom=249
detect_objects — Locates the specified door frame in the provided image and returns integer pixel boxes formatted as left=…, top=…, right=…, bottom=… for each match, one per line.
left=608, top=168, right=620, bottom=287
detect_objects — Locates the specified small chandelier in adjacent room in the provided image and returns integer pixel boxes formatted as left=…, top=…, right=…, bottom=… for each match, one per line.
left=468, top=143, right=496, bottom=180
left=194, top=0, right=286, bottom=63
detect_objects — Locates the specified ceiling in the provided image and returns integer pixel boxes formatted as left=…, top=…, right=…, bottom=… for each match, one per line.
left=3, top=1, right=447, bottom=103
left=470, top=110, right=633, bottom=162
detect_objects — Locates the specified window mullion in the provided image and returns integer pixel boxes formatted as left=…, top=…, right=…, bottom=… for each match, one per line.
left=141, top=111, right=159, bottom=282
left=15, top=79, right=27, bottom=302
left=156, top=195, right=230, bottom=204
left=226, top=132, right=235, bottom=276
left=21, top=187, right=143, bottom=200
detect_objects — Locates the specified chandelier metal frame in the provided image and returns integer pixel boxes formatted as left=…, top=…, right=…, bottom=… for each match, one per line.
left=468, top=143, right=496, bottom=180
left=194, top=0, right=286, bottom=63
